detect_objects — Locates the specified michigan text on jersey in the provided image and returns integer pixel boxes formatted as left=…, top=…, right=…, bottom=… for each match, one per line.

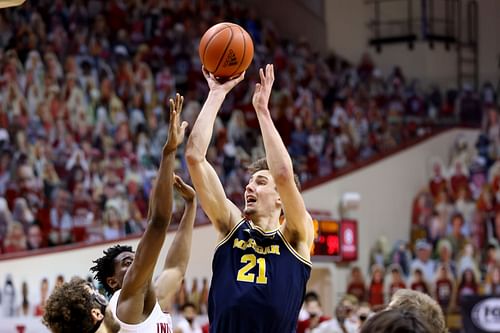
left=233, top=238, right=281, bottom=255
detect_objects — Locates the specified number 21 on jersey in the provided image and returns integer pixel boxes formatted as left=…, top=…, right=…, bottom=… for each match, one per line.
left=236, top=254, right=268, bottom=284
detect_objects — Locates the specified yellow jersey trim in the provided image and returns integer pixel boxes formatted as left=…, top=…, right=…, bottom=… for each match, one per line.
left=249, top=221, right=280, bottom=236
left=277, top=230, right=312, bottom=267
left=214, top=219, right=246, bottom=251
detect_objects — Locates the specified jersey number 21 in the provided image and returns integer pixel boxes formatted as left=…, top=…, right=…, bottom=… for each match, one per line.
left=237, top=254, right=268, bottom=284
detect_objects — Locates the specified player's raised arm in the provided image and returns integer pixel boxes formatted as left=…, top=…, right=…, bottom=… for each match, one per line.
left=118, top=94, right=187, bottom=323
left=185, top=68, right=244, bottom=237
left=252, top=64, right=314, bottom=259
left=155, top=175, right=197, bottom=312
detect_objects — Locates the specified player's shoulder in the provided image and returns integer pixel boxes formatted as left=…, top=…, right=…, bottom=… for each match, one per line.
left=215, top=201, right=243, bottom=235
left=215, top=217, right=247, bottom=245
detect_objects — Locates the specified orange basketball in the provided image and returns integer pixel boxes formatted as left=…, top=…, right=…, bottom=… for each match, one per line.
left=199, top=22, right=254, bottom=78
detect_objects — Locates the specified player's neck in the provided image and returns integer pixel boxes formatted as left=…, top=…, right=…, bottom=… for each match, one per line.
left=97, top=323, right=119, bottom=333
left=95, top=325, right=110, bottom=333
left=249, top=212, right=281, bottom=232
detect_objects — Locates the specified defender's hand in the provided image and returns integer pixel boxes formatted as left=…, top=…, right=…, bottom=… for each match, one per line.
left=163, top=93, right=188, bottom=154
left=173, top=174, right=196, bottom=202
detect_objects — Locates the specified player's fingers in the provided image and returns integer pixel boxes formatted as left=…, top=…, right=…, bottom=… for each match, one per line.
left=178, top=95, right=184, bottom=113
left=269, top=64, right=275, bottom=82
left=235, top=71, right=245, bottom=83
left=259, top=68, right=265, bottom=82
left=254, top=83, right=261, bottom=96
left=202, top=66, right=210, bottom=78
left=169, top=99, right=175, bottom=121
left=174, top=175, right=183, bottom=188
left=174, top=93, right=181, bottom=112
left=174, top=175, right=189, bottom=191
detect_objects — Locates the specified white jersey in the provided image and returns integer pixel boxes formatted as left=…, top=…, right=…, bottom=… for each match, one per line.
left=175, top=317, right=203, bottom=333
left=109, top=289, right=173, bottom=333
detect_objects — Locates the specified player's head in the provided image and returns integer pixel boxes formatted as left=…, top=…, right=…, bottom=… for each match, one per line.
left=90, top=245, right=134, bottom=296
left=413, top=268, right=424, bottom=281
left=360, top=308, right=432, bottom=333
left=181, top=302, right=198, bottom=324
left=388, top=289, right=447, bottom=333
left=43, top=277, right=120, bottom=333
left=244, top=158, right=300, bottom=218
left=304, top=291, right=319, bottom=303
left=304, top=298, right=323, bottom=318
left=335, top=294, right=358, bottom=323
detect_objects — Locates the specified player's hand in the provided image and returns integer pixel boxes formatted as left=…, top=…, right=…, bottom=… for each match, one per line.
left=173, top=174, right=196, bottom=203
left=163, top=93, right=188, bottom=155
left=202, top=66, right=245, bottom=95
left=252, top=64, right=275, bottom=113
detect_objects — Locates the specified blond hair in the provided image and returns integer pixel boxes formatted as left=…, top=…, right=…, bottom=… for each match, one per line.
left=388, top=289, right=447, bottom=333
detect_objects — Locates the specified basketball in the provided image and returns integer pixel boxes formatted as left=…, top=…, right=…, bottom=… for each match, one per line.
left=199, top=22, right=254, bottom=79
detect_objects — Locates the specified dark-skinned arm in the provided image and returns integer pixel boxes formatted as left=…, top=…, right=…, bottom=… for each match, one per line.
left=155, top=175, right=197, bottom=311
left=117, top=94, right=187, bottom=324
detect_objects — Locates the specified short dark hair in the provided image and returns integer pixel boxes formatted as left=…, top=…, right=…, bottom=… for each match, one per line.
left=450, top=212, right=464, bottom=224
left=360, top=308, right=432, bottom=333
left=304, top=291, right=319, bottom=303
left=43, top=277, right=95, bottom=333
left=247, top=158, right=301, bottom=191
left=90, top=245, right=133, bottom=296
left=181, top=302, right=197, bottom=311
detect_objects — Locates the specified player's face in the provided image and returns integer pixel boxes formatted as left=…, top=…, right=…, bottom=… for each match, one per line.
left=111, top=251, right=135, bottom=289
left=244, top=170, right=280, bottom=217
left=183, top=305, right=197, bottom=322
left=83, top=284, right=120, bottom=333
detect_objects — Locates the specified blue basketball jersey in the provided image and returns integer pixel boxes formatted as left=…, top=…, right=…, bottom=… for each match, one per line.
left=208, top=219, right=311, bottom=333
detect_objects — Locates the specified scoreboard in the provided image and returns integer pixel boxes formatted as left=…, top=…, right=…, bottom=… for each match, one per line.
left=311, top=218, right=358, bottom=262
left=311, top=219, right=340, bottom=257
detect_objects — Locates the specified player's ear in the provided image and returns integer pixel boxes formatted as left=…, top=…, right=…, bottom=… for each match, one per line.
left=276, top=196, right=282, bottom=209
left=91, top=307, right=104, bottom=321
left=106, top=276, right=119, bottom=291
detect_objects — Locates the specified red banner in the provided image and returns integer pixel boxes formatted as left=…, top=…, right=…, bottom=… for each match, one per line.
left=340, top=220, right=358, bottom=261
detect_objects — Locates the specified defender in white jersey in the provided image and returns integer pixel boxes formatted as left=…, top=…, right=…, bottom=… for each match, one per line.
left=109, top=289, right=173, bottom=333
left=91, top=94, right=197, bottom=332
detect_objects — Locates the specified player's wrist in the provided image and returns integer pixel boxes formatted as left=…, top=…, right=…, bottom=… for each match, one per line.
left=162, top=146, right=177, bottom=156
left=255, top=106, right=270, bottom=113
left=184, top=197, right=196, bottom=205
left=208, top=89, right=227, bottom=99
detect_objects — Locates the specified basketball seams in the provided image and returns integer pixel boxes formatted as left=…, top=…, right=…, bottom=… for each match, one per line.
left=200, top=22, right=253, bottom=78
left=202, top=25, right=231, bottom=71
left=228, top=25, right=246, bottom=78
left=212, top=23, right=234, bottom=75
